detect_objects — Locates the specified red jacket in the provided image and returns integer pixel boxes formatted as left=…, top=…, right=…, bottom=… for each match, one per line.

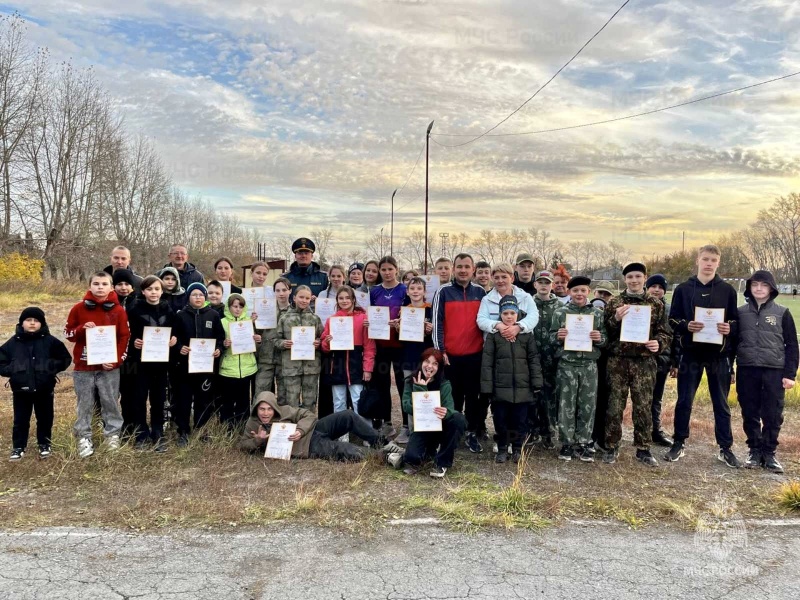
left=321, top=307, right=376, bottom=385
left=65, top=290, right=131, bottom=371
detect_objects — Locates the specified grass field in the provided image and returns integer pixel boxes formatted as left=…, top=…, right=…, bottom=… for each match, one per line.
left=1, top=287, right=799, bottom=534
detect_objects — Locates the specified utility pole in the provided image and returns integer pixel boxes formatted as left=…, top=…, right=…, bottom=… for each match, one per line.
left=439, top=232, right=449, bottom=257
left=424, top=120, right=434, bottom=274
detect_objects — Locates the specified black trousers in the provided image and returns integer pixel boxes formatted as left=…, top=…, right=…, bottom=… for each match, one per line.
left=492, top=401, right=529, bottom=451
left=132, top=364, right=169, bottom=442
left=446, top=353, right=486, bottom=433
left=652, top=369, right=668, bottom=433
left=372, top=345, right=406, bottom=426
left=736, top=366, right=785, bottom=454
left=12, top=390, right=54, bottom=449
left=174, top=372, right=216, bottom=436
left=404, top=412, right=467, bottom=469
left=218, top=374, right=253, bottom=429
left=309, top=411, right=379, bottom=460
left=673, top=353, right=733, bottom=448
left=119, top=367, right=137, bottom=436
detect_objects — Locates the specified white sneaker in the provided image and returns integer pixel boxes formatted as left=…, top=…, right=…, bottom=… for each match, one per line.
left=387, top=452, right=404, bottom=469
left=508, top=444, right=513, bottom=456
left=338, top=433, right=350, bottom=443
left=107, top=435, right=121, bottom=451
left=492, top=442, right=499, bottom=453
left=78, top=437, right=94, bottom=458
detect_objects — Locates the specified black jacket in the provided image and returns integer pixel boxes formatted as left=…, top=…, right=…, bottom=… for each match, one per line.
left=126, top=300, right=177, bottom=363
left=480, top=331, right=543, bottom=404
left=103, top=264, right=143, bottom=291
left=0, top=324, right=72, bottom=393
left=283, top=261, right=329, bottom=299
left=174, top=305, right=226, bottom=367
left=669, top=275, right=738, bottom=357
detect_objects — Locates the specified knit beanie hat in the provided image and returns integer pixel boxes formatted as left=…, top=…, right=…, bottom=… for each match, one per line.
left=112, top=269, right=135, bottom=287
left=186, top=282, right=208, bottom=299
left=19, top=306, right=46, bottom=326
left=645, top=274, right=668, bottom=292
left=498, top=294, right=519, bottom=314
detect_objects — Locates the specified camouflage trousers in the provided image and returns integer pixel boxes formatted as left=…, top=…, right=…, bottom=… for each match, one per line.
left=605, top=356, right=656, bottom=449
left=254, top=363, right=285, bottom=405
left=535, top=364, right=558, bottom=439
left=556, top=361, right=598, bottom=445
left=284, top=375, right=319, bottom=411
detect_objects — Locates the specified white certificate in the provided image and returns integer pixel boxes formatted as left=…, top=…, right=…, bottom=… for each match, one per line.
left=367, top=306, right=391, bottom=340
left=564, top=314, right=593, bottom=352
left=221, top=281, right=232, bottom=303
left=265, top=422, right=296, bottom=461
left=693, top=307, right=725, bottom=345
left=315, top=297, right=336, bottom=326
left=290, top=326, right=316, bottom=360
left=241, top=286, right=266, bottom=308
left=141, top=326, right=171, bottom=363
left=355, top=290, right=371, bottom=310
left=330, top=316, right=354, bottom=351
left=229, top=319, right=257, bottom=355
left=399, top=306, right=425, bottom=342
left=188, top=338, right=215, bottom=373
left=421, top=275, right=440, bottom=304
left=412, top=390, right=443, bottom=432
left=254, top=296, right=278, bottom=330
left=86, top=326, right=118, bottom=365
left=620, top=305, right=652, bottom=344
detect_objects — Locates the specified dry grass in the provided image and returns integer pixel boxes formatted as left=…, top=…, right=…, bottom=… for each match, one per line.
left=775, top=480, right=800, bottom=512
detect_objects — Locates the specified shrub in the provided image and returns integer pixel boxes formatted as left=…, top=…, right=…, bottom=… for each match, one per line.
left=0, top=252, right=44, bottom=283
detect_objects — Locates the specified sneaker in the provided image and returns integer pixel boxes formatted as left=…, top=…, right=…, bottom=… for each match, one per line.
left=579, top=446, right=594, bottom=463
left=652, top=430, right=674, bottom=447
left=718, top=447, right=742, bottom=469
left=636, top=448, right=658, bottom=467
left=744, top=448, right=762, bottom=469
left=465, top=433, right=483, bottom=453
left=558, top=445, right=572, bottom=461
left=663, top=441, right=685, bottom=462
left=541, top=436, right=556, bottom=450
left=387, top=452, right=404, bottom=469
left=38, top=444, right=51, bottom=459
left=78, top=437, right=94, bottom=458
left=379, top=423, right=397, bottom=439
left=394, top=426, right=410, bottom=444
left=495, top=452, right=508, bottom=464
left=177, top=434, right=189, bottom=448
left=507, top=444, right=513, bottom=456
left=153, top=439, right=168, bottom=454
left=429, top=465, right=447, bottom=478
left=9, top=448, right=24, bottom=461
left=338, top=433, right=350, bottom=443
left=492, top=442, right=499, bottom=454
left=593, top=440, right=608, bottom=454
left=763, top=454, right=784, bottom=474
left=382, top=441, right=404, bottom=454
left=478, top=430, right=490, bottom=442
left=107, top=435, right=121, bottom=451
left=602, top=447, right=619, bottom=464
left=512, top=451, right=522, bottom=464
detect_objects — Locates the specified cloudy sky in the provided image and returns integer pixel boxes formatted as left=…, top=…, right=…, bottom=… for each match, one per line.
left=6, top=0, right=800, bottom=256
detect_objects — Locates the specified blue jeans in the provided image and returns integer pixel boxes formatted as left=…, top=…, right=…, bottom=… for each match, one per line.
left=332, top=384, right=364, bottom=414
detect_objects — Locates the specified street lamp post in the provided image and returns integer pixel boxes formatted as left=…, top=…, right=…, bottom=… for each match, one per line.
left=424, top=120, right=434, bottom=274
left=391, top=189, right=397, bottom=256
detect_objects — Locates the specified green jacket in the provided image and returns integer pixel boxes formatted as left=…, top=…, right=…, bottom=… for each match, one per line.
left=480, top=331, right=543, bottom=403
left=256, top=304, right=291, bottom=367
left=274, top=306, right=324, bottom=376
left=534, top=294, right=561, bottom=367
left=604, top=290, right=672, bottom=359
left=219, top=301, right=258, bottom=379
left=549, top=302, right=607, bottom=363
left=401, top=380, right=457, bottom=420
left=237, top=394, right=317, bottom=458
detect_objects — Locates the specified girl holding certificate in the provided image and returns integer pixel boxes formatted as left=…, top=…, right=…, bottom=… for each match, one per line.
left=255, top=277, right=292, bottom=398
left=220, top=293, right=261, bottom=429
left=317, top=265, right=346, bottom=300
left=316, top=265, right=346, bottom=418
left=125, top=275, right=178, bottom=450
left=213, top=257, right=243, bottom=296
left=321, top=286, right=376, bottom=417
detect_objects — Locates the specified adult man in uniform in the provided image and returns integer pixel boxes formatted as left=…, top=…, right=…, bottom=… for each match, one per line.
left=283, top=237, right=329, bottom=299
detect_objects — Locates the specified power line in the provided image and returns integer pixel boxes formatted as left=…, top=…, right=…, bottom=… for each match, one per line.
left=430, top=70, right=800, bottom=140
left=434, top=0, right=631, bottom=148
left=394, top=140, right=426, bottom=197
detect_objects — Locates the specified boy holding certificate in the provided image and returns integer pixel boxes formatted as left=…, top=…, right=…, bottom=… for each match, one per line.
left=603, top=263, right=672, bottom=467
left=481, top=295, right=543, bottom=464
left=219, top=293, right=261, bottom=429
left=275, top=285, right=323, bottom=410
left=734, top=271, right=798, bottom=473
left=666, top=244, right=742, bottom=467
left=549, top=277, right=606, bottom=462
left=65, top=272, right=131, bottom=458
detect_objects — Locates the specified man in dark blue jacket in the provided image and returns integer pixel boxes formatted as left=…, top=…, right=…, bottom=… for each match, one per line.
left=283, top=237, right=329, bottom=300
left=164, top=243, right=204, bottom=291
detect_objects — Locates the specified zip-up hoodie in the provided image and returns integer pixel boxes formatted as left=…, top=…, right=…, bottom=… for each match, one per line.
left=156, top=267, right=188, bottom=312
left=432, top=280, right=486, bottom=357
left=669, top=274, right=738, bottom=357
left=65, top=290, right=131, bottom=371
left=219, top=296, right=258, bottom=379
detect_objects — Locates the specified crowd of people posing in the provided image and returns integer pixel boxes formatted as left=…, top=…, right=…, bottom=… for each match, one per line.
left=1, top=239, right=797, bottom=479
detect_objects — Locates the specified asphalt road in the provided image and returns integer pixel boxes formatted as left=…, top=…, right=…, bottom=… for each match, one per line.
left=0, top=520, right=797, bottom=599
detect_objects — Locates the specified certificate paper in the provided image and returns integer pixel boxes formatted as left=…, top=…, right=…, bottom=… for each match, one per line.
left=367, top=306, right=391, bottom=340
left=412, top=390, right=443, bottom=432
left=315, top=297, right=336, bottom=326
left=241, top=286, right=266, bottom=309
left=141, top=326, right=171, bottom=363
left=693, top=307, right=725, bottom=345
left=355, top=290, right=371, bottom=310
left=230, top=319, right=257, bottom=355
left=254, top=295, right=278, bottom=330
left=290, top=326, right=316, bottom=360
left=620, top=305, right=652, bottom=344
left=221, top=281, right=232, bottom=303
left=564, top=314, right=593, bottom=352
left=330, top=316, right=354, bottom=351
left=421, top=275, right=440, bottom=304
left=188, top=338, right=215, bottom=373
left=86, top=326, right=117, bottom=365
left=399, top=306, right=425, bottom=342
left=265, top=423, right=296, bottom=461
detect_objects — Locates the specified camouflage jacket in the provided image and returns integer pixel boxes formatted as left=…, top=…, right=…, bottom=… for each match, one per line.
left=549, top=302, right=606, bottom=363
left=257, top=304, right=291, bottom=366
left=274, top=306, right=324, bottom=376
left=534, top=294, right=561, bottom=366
left=604, top=290, right=672, bottom=359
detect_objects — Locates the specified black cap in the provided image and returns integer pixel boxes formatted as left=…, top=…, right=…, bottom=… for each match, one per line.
left=20, top=306, right=46, bottom=325
left=645, top=274, right=667, bottom=291
left=568, top=275, right=592, bottom=289
left=622, top=262, right=647, bottom=276
left=112, top=269, right=135, bottom=286
left=292, top=238, right=316, bottom=253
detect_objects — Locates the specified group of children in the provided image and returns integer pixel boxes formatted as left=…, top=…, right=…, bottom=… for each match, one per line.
left=1, top=243, right=796, bottom=479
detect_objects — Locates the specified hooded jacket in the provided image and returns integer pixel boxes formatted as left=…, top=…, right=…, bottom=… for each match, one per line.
left=604, top=290, right=672, bottom=359
left=549, top=302, right=607, bottom=363
left=237, top=392, right=317, bottom=457
left=65, top=290, right=131, bottom=371
left=125, top=299, right=176, bottom=363
left=480, top=328, right=543, bottom=404
left=156, top=267, right=188, bottom=312
left=162, top=261, right=204, bottom=291
left=0, top=321, right=72, bottom=393
left=735, top=270, right=799, bottom=378
left=274, top=306, right=324, bottom=376
left=669, top=274, right=738, bottom=357
left=321, top=306, right=376, bottom=385
left=173, top=303, right=226, bottom=368
left=219, top=296, right=258, bottom=379
left=283, top=261, right=329, bottom=299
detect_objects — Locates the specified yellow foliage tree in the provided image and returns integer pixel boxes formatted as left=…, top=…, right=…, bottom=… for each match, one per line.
left=0, top=253, right=44, bottom=283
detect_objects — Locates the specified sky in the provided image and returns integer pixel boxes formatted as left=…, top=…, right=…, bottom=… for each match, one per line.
left=6, top=0, right=800, bottom=257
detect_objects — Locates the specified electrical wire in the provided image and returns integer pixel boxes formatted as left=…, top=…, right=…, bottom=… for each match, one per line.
left=394, top=140, right=426, bottom=197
